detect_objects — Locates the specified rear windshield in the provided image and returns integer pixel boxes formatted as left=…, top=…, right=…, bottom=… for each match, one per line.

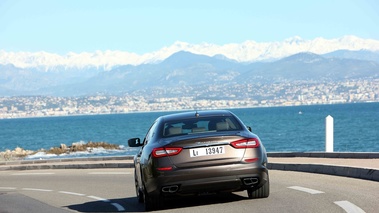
left=162, top=116, right=242, bottom=137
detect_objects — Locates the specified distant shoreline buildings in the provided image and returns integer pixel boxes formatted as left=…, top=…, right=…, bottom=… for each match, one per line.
left=0, top=79, right=378, bottom=119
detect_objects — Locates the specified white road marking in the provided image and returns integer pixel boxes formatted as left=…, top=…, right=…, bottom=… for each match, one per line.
left=87, top=195, right=126, bottom=211
left=0, top=187, right=16, bottom=190
left=12, top=172, right=55, bottom=175
left=288, top=186, right=325, bottom=194
left=88, top=172, right=131, bottom=175
left=87, top=195, right=110, bottom=202
left=111, top=203, right=125, bottom=211
left=22, top=188, right=53, bottom=192
left=334, top=201, right=366, bottom=213
left=59, top=191, right=86, bottom=196
left=1, top=186, right=125, bottom=212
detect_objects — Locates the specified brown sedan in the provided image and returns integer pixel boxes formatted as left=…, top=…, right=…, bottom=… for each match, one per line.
left=128, top=110, right=269, bottom=211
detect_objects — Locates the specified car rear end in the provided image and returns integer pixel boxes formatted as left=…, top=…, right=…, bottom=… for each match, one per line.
left=145, top=111, right=269, bottom=198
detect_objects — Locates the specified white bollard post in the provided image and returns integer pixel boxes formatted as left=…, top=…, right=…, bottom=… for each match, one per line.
left=325, top=115, right=334, bottom=152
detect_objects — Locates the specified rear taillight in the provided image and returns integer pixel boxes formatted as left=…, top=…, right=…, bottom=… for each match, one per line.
left=152, top=147, right=183, bottom=158
left=230, top=138, right=260, bottom=148
left=156, top=167, right=173, bottom=171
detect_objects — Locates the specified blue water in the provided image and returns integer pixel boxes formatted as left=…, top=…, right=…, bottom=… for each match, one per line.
left=1, top=103, right=378, bottom=158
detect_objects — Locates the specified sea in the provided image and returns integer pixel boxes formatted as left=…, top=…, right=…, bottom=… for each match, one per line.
left=1, top=102, right=378, bottom=160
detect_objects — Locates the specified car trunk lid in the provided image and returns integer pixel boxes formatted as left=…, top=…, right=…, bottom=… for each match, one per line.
left=163, top=134, right=246, bottom=168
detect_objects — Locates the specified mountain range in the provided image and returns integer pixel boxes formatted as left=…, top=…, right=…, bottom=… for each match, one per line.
left=0, top=36, right=379, bottom=96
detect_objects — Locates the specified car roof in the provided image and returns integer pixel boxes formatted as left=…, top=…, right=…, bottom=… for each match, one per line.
left=159, top=110, right=234, bottom=122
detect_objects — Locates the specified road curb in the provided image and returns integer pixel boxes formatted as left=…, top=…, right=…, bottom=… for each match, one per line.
left=2, top=163, right=134, bottom=170
left=0, top=156, right=134, bottom=171
left=0, top=156, right=133, bottom=165
left=267, top=163, right=379, bottom=182
left=267, top=152, right=379, bottom=182
left=267, top=152, right=379, bottom=158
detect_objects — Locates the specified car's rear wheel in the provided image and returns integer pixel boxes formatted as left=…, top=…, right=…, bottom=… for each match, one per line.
left=136, top=185, right=144, bottom=203
left=144, top=191, right=161, bottom=211
left=134, top=172, right=144, bottom=203
left=247, top=177, right=270, bottom=199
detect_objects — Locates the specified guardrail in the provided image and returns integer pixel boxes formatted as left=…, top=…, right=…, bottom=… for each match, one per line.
left=267, top=152, right=379, bottom=158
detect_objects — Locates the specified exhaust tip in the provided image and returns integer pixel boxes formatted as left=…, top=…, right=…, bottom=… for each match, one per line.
left=162, top=185, right=179, bottom=193
left=243, top=177, right=259, bottom=186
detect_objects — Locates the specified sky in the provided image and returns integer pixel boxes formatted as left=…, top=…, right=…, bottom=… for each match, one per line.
left=1, top=0, right=378, bottom=55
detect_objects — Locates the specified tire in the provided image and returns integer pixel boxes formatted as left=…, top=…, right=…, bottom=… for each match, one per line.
left=247, top=177, right=270, bottom=199
left=134, top=172, right=144, bottom=203
left=144, top=191, right=161, bottom=211
left=136, top=187, right=144, bottom=203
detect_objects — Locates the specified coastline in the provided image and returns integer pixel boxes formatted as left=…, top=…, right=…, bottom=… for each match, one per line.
left=0, top=142, right=124, bottom=162
left=2, top=102, right=378, bottom=155
left=1, top=101, right=378, bottom=120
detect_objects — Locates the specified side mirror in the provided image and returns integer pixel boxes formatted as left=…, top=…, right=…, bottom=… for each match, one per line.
left=128, top=138, right=143, bottom=147
left=247, top=126, right=252, bottom=132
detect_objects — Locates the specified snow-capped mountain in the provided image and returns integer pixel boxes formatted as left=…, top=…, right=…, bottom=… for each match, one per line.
left=1, top=35, right=379, bottom=70
left=1, top=35, right=379, bottom=96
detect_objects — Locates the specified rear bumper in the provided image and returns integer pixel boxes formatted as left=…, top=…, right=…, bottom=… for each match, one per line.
left=145, top=163, right=268, bottom=196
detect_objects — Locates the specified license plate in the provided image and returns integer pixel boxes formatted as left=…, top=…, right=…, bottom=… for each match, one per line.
left=190, top=146, right=225, bottom=157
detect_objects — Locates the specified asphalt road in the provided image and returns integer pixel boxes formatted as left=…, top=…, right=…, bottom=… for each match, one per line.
left=0, top=168, right=378, bottom=213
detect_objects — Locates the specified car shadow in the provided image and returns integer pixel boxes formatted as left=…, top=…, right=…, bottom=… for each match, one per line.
left=66, top=193, right=247, bottom=212
left=66, top=197, right=144, bottom=212
left=162, top=192, right=246, bottom=210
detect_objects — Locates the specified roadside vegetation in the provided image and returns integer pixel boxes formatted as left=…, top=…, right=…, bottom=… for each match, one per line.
left=0, top=141, right=121, bottom=161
